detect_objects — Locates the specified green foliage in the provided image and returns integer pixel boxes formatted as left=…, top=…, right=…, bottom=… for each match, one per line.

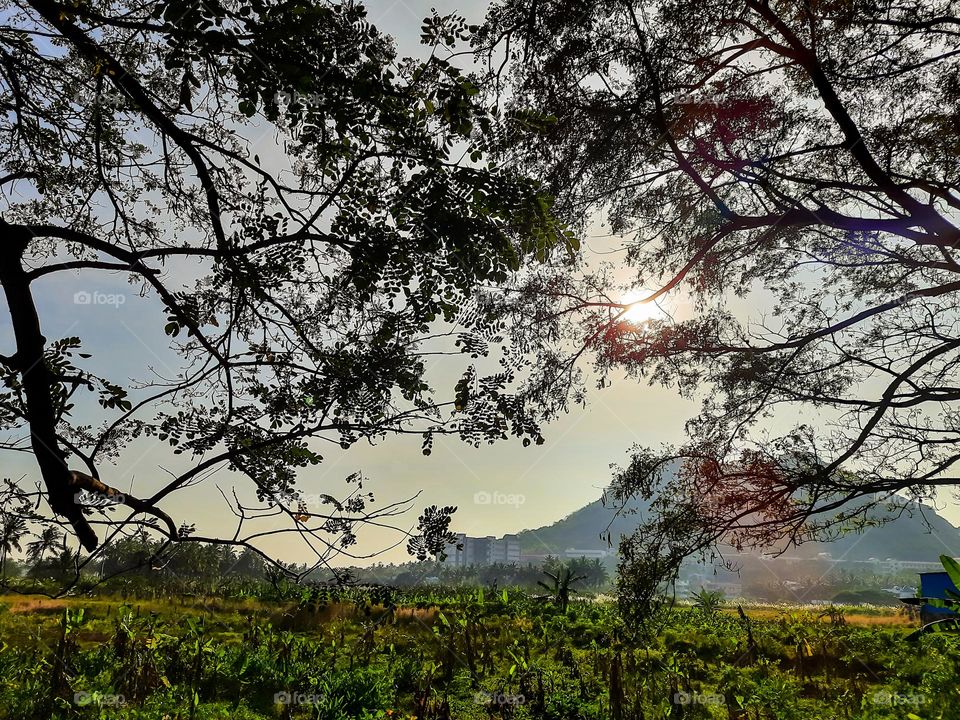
left=0, top=588, right=953, bottom=720
left=481, top=0, right=960, bottom=622
left=941, top=555, right=960, bottom=597
left=0, top=0, right=573, bottom=562
left=536, top=565, right=586, bottom=613
left=690, top=588, right=725, bottom=615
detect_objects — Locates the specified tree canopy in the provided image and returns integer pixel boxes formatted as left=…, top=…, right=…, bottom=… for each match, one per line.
left=481, top=0, right=960, bottom=613
left=0, top=0, right=573, bottom=585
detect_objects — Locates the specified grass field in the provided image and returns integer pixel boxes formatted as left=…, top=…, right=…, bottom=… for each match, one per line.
left=0, top=587, right=955, bottom=719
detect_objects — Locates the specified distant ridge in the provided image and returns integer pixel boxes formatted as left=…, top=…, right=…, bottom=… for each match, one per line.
left=516, top=494, right=960, bottom=561
left=516, top=493, right=648, bottom=555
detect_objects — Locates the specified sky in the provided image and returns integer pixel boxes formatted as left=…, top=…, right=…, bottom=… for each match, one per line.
left=3, top=223, right=700, bottom=567
left=3, top=0, right=959, bottom=569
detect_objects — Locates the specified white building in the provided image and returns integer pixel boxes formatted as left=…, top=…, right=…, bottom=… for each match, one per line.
left=493, top=534, right=522, bottom=564
left=441, top=533, right=521, bottom=567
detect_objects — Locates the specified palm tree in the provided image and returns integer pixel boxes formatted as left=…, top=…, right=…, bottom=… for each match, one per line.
left=0, top=512, right=28, bottom=581
left=567, top=557, right=611, bottom=589
left=26, top=526, right=63, bottom=566
left=537, top=565, right=587, bottom=612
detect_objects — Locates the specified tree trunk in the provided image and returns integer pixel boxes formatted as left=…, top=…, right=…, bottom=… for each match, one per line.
left=0, top=223, right=98, bottom=550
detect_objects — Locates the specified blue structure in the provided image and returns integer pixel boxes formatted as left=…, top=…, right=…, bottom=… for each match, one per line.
left=918, top=572, right=960, bottom=624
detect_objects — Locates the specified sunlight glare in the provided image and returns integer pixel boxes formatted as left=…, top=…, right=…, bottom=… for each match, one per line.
left=620, top=289, right=667, bottom=325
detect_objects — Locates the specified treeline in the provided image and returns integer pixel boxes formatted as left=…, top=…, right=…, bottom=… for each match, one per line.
left=308, top=556, right=612, bottom=591
left=3, top=529, right=269, bottom=591
left=3, top=527, right=613, bottom=596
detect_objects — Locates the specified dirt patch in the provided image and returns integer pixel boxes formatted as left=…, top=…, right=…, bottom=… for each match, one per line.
left=393, top=605, right=439, bottom=626
left=5, top=598, right=69, bottom=615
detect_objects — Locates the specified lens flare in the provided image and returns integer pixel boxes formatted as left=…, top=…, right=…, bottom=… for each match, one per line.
left=620, top=289, right=667, bottom=324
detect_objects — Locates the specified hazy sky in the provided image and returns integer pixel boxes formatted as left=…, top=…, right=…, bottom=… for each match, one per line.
left=4, top=0, right=959, bottom=570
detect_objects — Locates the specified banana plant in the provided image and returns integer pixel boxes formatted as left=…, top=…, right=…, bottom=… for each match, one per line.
left=537, top=566, right=587, bottom=613
left=690, top=588, right=725, bottom=615
left=901, top=555, right=960, bottom=640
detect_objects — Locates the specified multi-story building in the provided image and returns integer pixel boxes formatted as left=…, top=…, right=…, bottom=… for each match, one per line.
left=441, top=533, right=521, bottom=567
left=441, top=532, right=468, bottom=567
left=493, top=534, right=522, bottom=564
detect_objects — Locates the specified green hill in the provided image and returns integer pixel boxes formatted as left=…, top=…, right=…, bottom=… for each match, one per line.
left=517, top=493, right=647, bottom=554
left=792, top=504, right=960, bottom=561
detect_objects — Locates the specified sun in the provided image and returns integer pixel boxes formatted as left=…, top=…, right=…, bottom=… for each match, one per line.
left=619, top=289, right=667, bottom=325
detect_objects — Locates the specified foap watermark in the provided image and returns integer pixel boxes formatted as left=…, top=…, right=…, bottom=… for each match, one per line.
left=673, top=691, right=724, bottom=707
left=299, top=493, right=346, bottom=507
left=74, top=290, right=126, bottom=307
left=474, top=691, right=526, bottom=706
left=473, top=490, right=525, bottom=508
left=273, top=690, right=325, bottom=706
left=669, top=85, right=725, bottom=110
left=871, top=690, right=925, bottom=707
left=271, top=91, right=321, bottom=142
left=892, top=289, right=916, bottom=307
left=273, top=90, right=323, bottom=108
left=74, top=691, right=126, bottom=707
left=74, top=489, right=125, bottom=508
left=71, top=88, right=124, bottom=110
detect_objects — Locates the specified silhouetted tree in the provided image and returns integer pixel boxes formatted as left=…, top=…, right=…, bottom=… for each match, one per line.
left=482, top=0, right=960, bottom=615
left=26, top=526, right=62, bottom=566
left=566, top=556, right=610, bottom=589
left=537, top=564, right=586, bottom=611
left=0, top=0, right=573, bottom=586
left=0, top=511, right=27, bottom=580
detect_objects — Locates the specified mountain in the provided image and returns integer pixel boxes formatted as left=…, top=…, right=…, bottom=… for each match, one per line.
left=790, top=504, right=960, bottom=561
left=516, top=493, right=648, bottom=555
left=517, top=494, right=960, bottom=561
